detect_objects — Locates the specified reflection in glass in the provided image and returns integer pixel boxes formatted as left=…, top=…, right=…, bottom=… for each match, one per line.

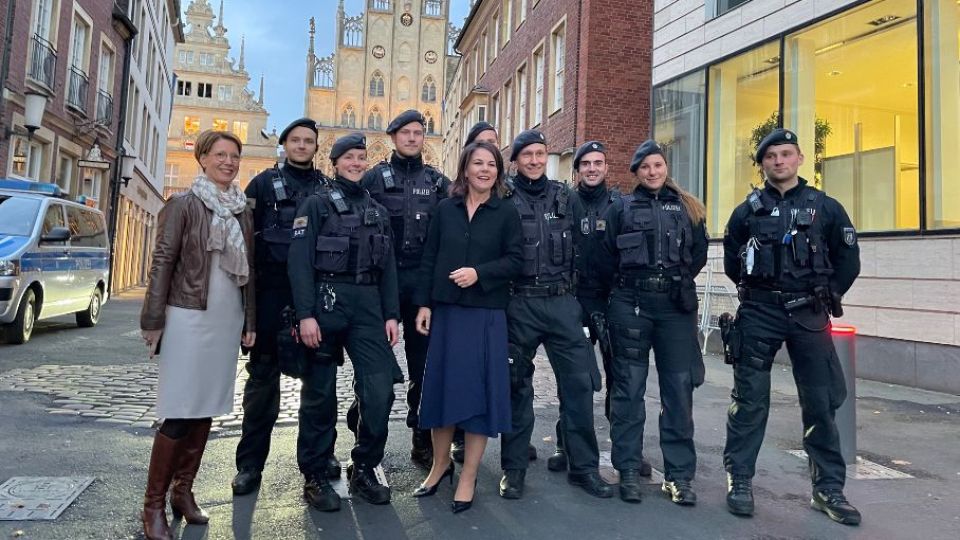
left=784, top=0, right=919, bottom=232
left=653, top=71, right=705, bottom=201
left=923, top=0, right=960, bottom=229
left=706, top=41, right=780, bottom=236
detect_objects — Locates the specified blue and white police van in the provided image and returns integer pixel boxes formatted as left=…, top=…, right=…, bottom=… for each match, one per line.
left=0, top=179, right=109, bottom=344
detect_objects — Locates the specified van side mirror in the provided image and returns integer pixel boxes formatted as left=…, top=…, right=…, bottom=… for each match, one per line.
left=41, top=226, right=71, bottom=243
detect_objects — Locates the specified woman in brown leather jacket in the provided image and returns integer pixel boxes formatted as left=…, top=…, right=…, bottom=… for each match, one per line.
left=139, top=129, right=256, bottom=540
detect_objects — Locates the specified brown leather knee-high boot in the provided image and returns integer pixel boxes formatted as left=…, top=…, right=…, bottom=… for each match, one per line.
left=170, top=419, right=212, bottom=524
left=142, top=431, right=178, bottom=540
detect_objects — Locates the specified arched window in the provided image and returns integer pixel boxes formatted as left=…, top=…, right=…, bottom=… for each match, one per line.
left=342, top=16, right=363, bottom=48
left=368, top=107, right=383, bottom=131
left=421, top=77, right=437, bottom=102
left=424, top=111, right=436, bottom=134
left=341, top=104, right=356, bottom=128
left=369, top=72, right=384, bottom=97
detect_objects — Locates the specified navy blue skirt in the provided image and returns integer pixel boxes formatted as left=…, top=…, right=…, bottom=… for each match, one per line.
left=418, top=303, right=512, bottom=437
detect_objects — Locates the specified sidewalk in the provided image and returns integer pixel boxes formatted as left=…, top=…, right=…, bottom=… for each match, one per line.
left=1, top=295, right=958, bottom=539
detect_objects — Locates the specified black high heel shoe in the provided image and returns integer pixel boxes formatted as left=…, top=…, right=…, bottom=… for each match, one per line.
left=451, top=479, right=477, bottom=513
left=412, top=462, right=454, bottom=498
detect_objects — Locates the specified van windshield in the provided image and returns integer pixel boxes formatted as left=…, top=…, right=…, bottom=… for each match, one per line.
left=0, top=196, right=41, bottom=236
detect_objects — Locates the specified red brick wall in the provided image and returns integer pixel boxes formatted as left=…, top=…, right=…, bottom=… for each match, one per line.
left=0, top=0, right=126, bottom=181
left=457, top=0, right=653, bottom=190
left=577, top=0, right=653, bottom=191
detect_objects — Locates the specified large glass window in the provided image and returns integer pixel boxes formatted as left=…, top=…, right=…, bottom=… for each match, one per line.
left=653, top=71, right=706, bottom=200
left=924, top=0, right=960, bottom=229
left=784, top=0, right=919, bottom=232
left=706, top=42, right=780, bottom=235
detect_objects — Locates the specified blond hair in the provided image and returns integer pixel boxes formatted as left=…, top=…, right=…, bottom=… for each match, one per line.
left=194, top=130, right=243, bottom=165
left=665, top=177, right=706, bottom=224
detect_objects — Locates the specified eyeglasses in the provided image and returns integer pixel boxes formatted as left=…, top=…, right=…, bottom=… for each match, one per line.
left=211, top=151, right=242, bottom=163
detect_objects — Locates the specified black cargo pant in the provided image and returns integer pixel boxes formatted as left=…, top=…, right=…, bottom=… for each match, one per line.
left=397, top=268, right=430, bottom=432
left=502, top=293, right=602, bottom=474
left=236, top=280, right=342, bottom=473
left=607, top=287, right=703, bottom=480
left=553, top=293, right=613, bottom=449
left=723, top=300, right=847, bottom=490
left=297, top=282, right=397, bottom=473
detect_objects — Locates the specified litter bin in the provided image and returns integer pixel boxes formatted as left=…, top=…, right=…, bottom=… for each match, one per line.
left=831, top=324, right=857, bottom=467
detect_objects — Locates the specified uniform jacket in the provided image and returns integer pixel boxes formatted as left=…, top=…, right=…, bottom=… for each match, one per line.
left=569, top=183, right=619, bottom=293
left=723, top=178, right=860, bottom=295
left=414, top=194, right=523, bottom=309
left=287, top=177, right=400, bottom=322
left=140, top=192, right=256, bottom=332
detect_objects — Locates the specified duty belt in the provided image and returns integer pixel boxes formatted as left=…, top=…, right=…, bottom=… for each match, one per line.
left=618, top=275, right=673, bottom=293
left=317, top=272, right=379, bottom=285
left=738, top=288, right=811, bottom=306
left=511, top=282, right=571, bottom=297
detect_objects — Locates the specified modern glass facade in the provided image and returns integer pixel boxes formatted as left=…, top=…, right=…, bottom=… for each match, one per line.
left=654, top=0, right=957, bottom=237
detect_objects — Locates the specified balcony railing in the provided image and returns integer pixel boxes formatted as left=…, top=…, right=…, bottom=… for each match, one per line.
left=95, top=89, right=113, bottom=124
left=28, top=34, right=57, bottom=90
left=67, top=65, right=89, bottom=114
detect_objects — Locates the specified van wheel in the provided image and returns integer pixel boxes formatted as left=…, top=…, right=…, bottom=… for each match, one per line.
left=4, top=289, right=37, bottom=344
left=76, top=288, right=103, bottom=328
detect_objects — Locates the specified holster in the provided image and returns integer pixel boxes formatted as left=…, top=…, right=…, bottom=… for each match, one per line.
left=718, top=312, right=740, bottom=366
left=590, top=312, right=613, bottom=360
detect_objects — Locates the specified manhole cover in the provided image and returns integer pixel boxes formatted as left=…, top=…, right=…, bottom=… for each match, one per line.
left=0, top=477, right=94, bottom=520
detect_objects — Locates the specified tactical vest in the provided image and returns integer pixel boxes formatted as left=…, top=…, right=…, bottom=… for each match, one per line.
left=311, top=188, right=392, bottom=279
left=373, top=161, right=446, bottom=266
left=614, top=190, right=694, bottom=275
left=507, top=179, right=574, bottom=282
left=260, top=165, right=330, bottom=264
left=739, top=187, right=833, bottom=285
left=571, top=188, right=620, bottom=289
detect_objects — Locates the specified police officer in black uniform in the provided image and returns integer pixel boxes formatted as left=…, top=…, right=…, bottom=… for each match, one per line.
left=499, top=129, right=612, bottom=500
left=546, top=141, right=615, bottom=471
left=722, top=129, right=861, bottom=525
left=361, top=109, right=451, bottom=469
left=233, top=118, right=342, bottom=497
left=601, top=140, right=708, bottom=505
left=288, top=133, right=401, bottom=508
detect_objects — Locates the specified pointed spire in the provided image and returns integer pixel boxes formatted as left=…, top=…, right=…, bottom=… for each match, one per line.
left=238, top=35, right=245, bottom=70
left=308, top=17, right=316, bottom=56
left=258, top=74, right=264, bottom=105
left=213, top=0, right=226, bottom=37
left=218, top=0, right=224, bottom=24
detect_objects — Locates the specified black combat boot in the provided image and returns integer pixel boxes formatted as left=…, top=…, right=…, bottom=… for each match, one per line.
left=349, top=466, right=391, bottom=505
left=304, top=474, right=341, bottom=512
left=231, top=469, right=262, bottom=496
left=568, top=471, right=614, bottom=498
left=662, top=479, right=697, bottom=506
left=410, top=429, right=433, bottom=469
left=639, top=459, right=653, bottom=477
left=618, top=469, right=642, bottom=503
left=499, top=469, right=526, bottom=499
left=546, top=446, right=567, bottom=472
left=726, top=473, right=754, bottom=516
left=811, top=488, right=861, bottom=525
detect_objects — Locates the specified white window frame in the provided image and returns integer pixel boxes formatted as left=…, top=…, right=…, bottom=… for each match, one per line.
left=98, top=39, right=116, bottom=94
left=519, top=0, right=527, bottom=26
left=492, top=11, right=500, bottom=58
left=550, top=21, right=566, bottom=114
left=218, top=84, right=233, bottom=102
left=164, top=163, right=180, bottom=187
left=504, top=79, right=513, bottom=143
left=57, top=152, right=76, bottom=193
left=502, top=1, right=512, bottom=47
left=533, top=44, right=545, bottom=126
left=517, top=64, right=527, bottom=131
left=67, top=7, right=93, bottom=73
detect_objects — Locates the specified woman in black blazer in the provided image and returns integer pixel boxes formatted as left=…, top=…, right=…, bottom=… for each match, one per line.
left=412, top=141, right=523, bottom=513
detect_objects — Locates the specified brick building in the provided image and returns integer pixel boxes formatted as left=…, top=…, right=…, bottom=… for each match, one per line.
left=442, top=0, right=653, bottom=188
left=0, top=0, right=134, bottom=207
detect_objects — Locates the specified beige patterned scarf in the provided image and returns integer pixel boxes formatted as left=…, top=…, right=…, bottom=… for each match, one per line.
left=190, top=175, right=249, bottom=286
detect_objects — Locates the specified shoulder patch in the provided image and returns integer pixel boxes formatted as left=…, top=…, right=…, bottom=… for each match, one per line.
left=293, top=216, right=308, bottom=229
left=842, top=227, right=857, bottom=247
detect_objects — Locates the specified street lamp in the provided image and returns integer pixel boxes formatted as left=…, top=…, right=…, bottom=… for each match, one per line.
left=23, top=92, right=47, bottom=138
left=119, top=153, right=136, bottom=187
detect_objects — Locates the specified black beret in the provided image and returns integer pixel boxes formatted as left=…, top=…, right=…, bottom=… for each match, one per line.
left=630, top=139, right=665, bottom=173
left=279, top=117, right=318, bottom=144
left=465, top=122, right=497, bottom=146
left=573, top=141, right=606, bottom=170
left=510, top=130, right=547, bottom=161
left=329, top=132, right=366, bottom=162
left=755, top=128, right=800, bottom=163
left=386, top=109, right=426, bottom=134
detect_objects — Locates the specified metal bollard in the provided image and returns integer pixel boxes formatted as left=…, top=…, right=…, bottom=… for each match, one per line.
left=831, top=324, right=857, bottom=467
